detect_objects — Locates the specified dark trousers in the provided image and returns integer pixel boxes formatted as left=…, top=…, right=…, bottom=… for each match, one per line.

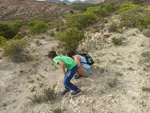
left=64, top=65, right=78, bottom=91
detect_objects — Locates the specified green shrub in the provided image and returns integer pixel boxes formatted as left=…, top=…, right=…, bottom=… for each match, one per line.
left=72, top=5, right=96, bottom=11
left=29, top=88, right=57, bottom=103
left=108, top=22, right=118, bottom=32
left=49, top=21, right=63, bottom=30
left=0, top=36, right=7, bottom=46
left=66, top=13, right=97, bottom=29
left=3, top=39, right=32, bottom=62
left=29, top=95, right=45, bottom=104
left=133, top=0, right=143, bottom=4
left=53, top=108, right=62, bottom=113
left=112, top=37, right=124, bottom=45
left=87, top=6, right=109, bottom=17
left=104, top=2, right=120, bottom=13
left=13, top=33, right=26, bottom=39
left=0, top=21, right=22, bottom=40
left=56, top=28, right=84, bottom=50
left=28, top=20, right=48, bottom=35
left=11, top=21, right=22, bottom=35
left=119, top=3, right=150, bottom=29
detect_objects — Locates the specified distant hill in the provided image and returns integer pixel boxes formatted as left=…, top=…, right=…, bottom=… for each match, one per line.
left=47, top=0, right=70, bottom=3
left=0, top=0, right=71, bottom=22
left=102, top=0, right=150, bottom=5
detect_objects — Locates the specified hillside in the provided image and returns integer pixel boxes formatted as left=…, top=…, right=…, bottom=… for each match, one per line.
left=0, top=0, right=71, bottom=22
left=0, top=16, right=150, bottom=113
left=0, top=1, right=150, bottom=113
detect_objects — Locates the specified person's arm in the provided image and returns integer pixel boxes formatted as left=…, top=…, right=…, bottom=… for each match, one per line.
left=74, top=56, right=82, bottom=68
left=58, top=61, right=66, bottom=78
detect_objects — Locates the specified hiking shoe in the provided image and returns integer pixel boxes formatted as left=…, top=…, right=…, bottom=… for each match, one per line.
left=71, top=89, right=82, bottom=96
left=74, top=75, right=82, bottom=80
left=61, top=89, right=70, bottom=95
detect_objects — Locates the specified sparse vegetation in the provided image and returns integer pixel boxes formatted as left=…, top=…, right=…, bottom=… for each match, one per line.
left=49, top=21, right=63, bottom=30
left=72, top=5, right=96, bottom=11
left=29, top=88, right=57, bottom=103
left=133, top=0, right=143, bottom=4
left=0, top=21, right=22, bottom=40
left=28, top=20, right=48, bottom=35
left=87, top=6, right=108, bottom=17
left=87, top=2, right=119, bottom=17
left=56, top=28, right=84, bottom=50
left=53, top=108, right=62, bottom=113
left=13, top=33, right=26, bottom=39
left=3, top=39, right=32, bottom=62
left=0, top=36, right=7, bottom=46
left=104, top=2, right=120, bottom=13
left=112, top=37, right=124, bottom=45
left=35, top=40, right=41, bottom=46
left=142, top=87, right=150, bottom=93
left=108, top=78, right=118, bottom=88
left=66, top=13, right=97, bottom=29
left=108, top=22, right=118, bottom=32
left=119, top=3, right=150, bottom=30
left=143, top=29, right=150, bottom=37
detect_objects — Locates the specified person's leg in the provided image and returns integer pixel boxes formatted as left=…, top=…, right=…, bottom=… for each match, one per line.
left=64, top=65, right=79, bottom=91
left=85, top=68, right=91, bottom=76
left=75, top=67, right=91, bottom=79
left=76, top=67, right=86, bottom=77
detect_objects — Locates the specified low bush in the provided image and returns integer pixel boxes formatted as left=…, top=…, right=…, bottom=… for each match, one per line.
left=104, top=2, right=120, bottom=13
left=3, top=39, right=32, bottom=62
left=142, top=29, right=150, bottom=37
left=56, top=28, right=84, bottom=50
left=66, top=13, right=97, bottom=29
left=0, top=21, right=22, bottom=40
left=28, top=20, right=48, bottom=35
left=87, top=2, right=119, bottom=17
left=112, top=37, right=124, bottom=45
left=0, top=36, right=7, bottom=46
left=72, top=5, right=96, bottom=11
left=133, top=0, right=143, bottom=4
left=142, top=87, right=150, bottom=93
left=108, top=22, right=118, bottom=32
left=29, top=88, right=57, bottom=103
left=87, top=6, right=109, bottom=17
left=13, top=32, right=26, bottom=39
left=119, top=3, right=150, bottom=30
left=53, top=108, right=62, bottom=113
left=49, top=21, right=63, bottom=30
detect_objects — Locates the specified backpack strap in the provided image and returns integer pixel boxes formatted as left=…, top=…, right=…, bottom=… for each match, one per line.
left=78, top=52, right=88, bottom=64
left=80, top=61, right=87, bottom=64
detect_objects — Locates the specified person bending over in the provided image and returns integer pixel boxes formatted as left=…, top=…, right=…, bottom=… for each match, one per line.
left=48, top=51, right=82, bottom=96
left=67, top=50, right=91, bottom=79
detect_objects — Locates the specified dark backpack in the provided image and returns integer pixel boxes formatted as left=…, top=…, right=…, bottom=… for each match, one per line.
left=78, top=52, right=94, bottom=65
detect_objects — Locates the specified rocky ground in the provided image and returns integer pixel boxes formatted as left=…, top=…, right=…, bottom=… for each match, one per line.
left=0, top=17, right=150, bottom=113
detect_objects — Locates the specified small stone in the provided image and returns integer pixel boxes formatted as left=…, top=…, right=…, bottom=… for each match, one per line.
left=28, top=85, right=36, bottom=92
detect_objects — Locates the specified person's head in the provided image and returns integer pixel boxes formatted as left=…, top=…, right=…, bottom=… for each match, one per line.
left=48, top=51, right=57, bottom=62
left=67, top=49, right=76, bottom=58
